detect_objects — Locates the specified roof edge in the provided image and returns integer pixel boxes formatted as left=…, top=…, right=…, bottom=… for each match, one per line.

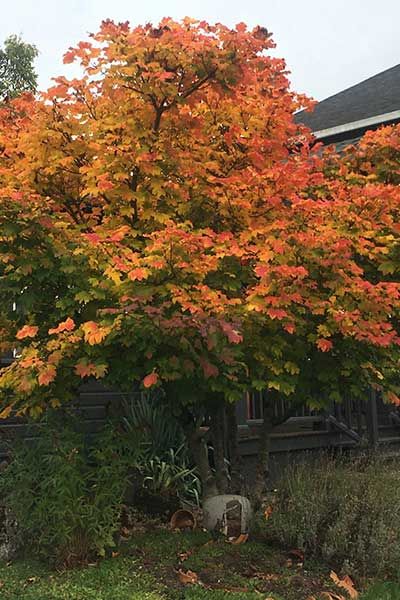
left=313, top=109, right=400, bottom=139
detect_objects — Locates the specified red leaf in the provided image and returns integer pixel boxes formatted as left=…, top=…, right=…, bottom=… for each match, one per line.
left=317, top=338, right=333, bottom=352
left=63, top=49, right=75, bottom=64
left=200, top=359, right=219, bottom=378
left=143, top=372, right=158, bottom=388
left=254, top=265, right=269, bottom=278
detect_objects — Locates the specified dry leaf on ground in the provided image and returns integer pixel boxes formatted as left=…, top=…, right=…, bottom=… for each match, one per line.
left=330, top=571, right=359, bottom=599
left=320, top=592, right=346, bottom=600
left=177, top=569, right=199, bottom=585
left=230, top=533, right=249, bottom=545
left=253, top=573, right=279, bottom=581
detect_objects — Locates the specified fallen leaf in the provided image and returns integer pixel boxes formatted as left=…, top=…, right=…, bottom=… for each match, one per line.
left=330, top=571, right=359, bottom=599
left=320, top=593, right=345, bottom=600
left=230, top=533, right=249, bottom=545
left=177, top=569, right=199, bottom=585
left=253, top=573, right=279, bottom=581
left=205, top=583, right=250, bottom=593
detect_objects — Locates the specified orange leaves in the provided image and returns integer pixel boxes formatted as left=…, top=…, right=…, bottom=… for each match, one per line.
left=16, top=325, right=38, bottom=340
left=38, top=365, right=57, bottom=386
left=82, top=321, right=111, bottom=345
left=128, top=268, right=149, bottom=281
left=143, top=372, right=158, bottom=388
left=48, top=318, right=75, bottom=335
left=1, top=16, right=400, bottom=422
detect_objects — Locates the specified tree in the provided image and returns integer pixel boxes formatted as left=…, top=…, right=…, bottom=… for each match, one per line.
left=0, top=19, right=399, bottom=503
left=0, top=35, right=38, bottom=100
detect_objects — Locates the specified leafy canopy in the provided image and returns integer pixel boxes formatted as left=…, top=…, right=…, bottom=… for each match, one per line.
left=0, top=35, right=38, bottom=100
left=0, top=18, right=399, bottom=418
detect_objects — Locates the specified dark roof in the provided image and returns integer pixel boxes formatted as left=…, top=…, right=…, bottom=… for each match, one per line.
left=295, top=63, right=400, bottom=132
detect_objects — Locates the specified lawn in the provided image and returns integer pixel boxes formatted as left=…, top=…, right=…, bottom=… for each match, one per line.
left=0, top=529, right=398, bottom=600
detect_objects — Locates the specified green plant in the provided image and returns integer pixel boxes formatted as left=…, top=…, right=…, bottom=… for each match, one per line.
left=124, top=394, right=201, bottom=506
left=141, top=445, right=201, bottom=506
left=264, top=455, right=400, bottom=578
left=0, top=414, right=140, bottom=566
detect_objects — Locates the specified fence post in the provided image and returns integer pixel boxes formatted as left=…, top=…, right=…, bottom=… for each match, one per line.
left=367, top=388, right=379, bottom=448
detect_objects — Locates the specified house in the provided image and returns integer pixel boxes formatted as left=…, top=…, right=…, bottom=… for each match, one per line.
left=294, top=63, right=400, bottom=150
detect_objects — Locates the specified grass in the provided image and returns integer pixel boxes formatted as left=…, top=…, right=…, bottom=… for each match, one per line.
left=0, top=529, right=397, bottom=599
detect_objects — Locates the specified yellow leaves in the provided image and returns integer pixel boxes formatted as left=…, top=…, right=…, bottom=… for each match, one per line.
left=317, top=324, right=331, bottom=338
left=104, top=266, right=122, bottom=286
left=82, top=321, right=111, bottom=345
left=284, top=361, right=300, bottom=375
left=0, top=406, right=13, bottom=419
left=16, top=325, right=38, bottom=340
left=75, top=360, right=108, bottom=379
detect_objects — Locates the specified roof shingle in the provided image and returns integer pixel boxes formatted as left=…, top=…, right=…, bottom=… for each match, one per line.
left=295, top=63, right=400, bottom=132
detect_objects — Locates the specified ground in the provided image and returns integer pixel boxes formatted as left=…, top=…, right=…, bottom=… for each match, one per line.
left=0, top=529, right=398, bottom=599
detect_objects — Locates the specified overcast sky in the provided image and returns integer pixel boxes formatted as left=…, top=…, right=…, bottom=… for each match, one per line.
left=1, top=0, right=399, bottom=101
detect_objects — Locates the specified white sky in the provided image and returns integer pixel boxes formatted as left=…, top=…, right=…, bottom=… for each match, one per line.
left=1, top=0, right=399, bottom=101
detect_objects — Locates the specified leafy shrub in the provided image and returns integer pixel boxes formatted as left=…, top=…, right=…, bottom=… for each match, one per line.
left=124, top=393, right=201, bottom=507
left=0, top=415, right=140, bottom=566
left=264, top=455, right=400, bottom=577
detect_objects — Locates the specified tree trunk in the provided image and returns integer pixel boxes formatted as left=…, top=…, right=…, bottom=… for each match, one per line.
left=252, top=392, right=274, bottom=509
left=210, top=404, right=229, bottom=494
left=226, top=402, right=243, bottom=494
left=186, top=424, right=218, bottom=500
